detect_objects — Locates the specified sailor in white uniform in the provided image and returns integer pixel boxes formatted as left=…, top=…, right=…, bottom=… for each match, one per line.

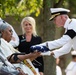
left=65, top=50, right=76, bottom=75
left=56, top=58, right=62, bottom=75
left=30, top=8, right=76, bottom=58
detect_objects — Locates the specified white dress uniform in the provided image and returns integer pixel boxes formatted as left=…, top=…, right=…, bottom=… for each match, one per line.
left=65, top=51, right=76, bottom=75
left=65, top=61, right=76, bottom=75
left=0, top=38, right=40, bottom=75
left=56, top=65, right=62, bottom=75
left=0, top=18, right=19, bottom=47
left=38, top=18, right=76, bottom=58
left=36, top=8, right=76, bottom=58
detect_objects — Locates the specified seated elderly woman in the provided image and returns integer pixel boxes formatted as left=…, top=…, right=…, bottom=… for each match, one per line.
left=0, top=18, right=19, bottom=47
left=0, top=23, right=41, bottom=75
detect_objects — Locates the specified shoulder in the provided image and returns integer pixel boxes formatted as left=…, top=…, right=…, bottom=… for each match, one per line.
left=68, top=19, right=76, bottom=28
left=32, top=35, right=42, bottom=43
left=35, top=36, right=41, bottom=38
left=18, top=34, right=23, bottom=37
left=33, top=35, right=42, bottom=40
left=18, top=35, right=26, bottom=43
left=68, top=19, right=76, bottom=32
left=65, top=62, right=76, bottom=72
left=18, top=35, right=24, bottom=39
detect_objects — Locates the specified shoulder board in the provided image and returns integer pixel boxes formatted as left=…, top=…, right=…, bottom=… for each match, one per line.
left=69, top=19, right=72, bottom=24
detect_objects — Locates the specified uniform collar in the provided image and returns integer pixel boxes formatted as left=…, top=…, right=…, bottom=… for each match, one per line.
left=64, top=18, right=71, bottom=29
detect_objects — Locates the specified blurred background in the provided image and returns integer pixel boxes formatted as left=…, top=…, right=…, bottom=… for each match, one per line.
left=0, top=0, right=76, bottom=75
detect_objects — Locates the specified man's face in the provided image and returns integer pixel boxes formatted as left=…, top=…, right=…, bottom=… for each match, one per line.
left=53, top=15, right=64, bottom=27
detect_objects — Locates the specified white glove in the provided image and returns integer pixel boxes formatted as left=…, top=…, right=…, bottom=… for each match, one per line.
left=41, top=51, right=51, bottom=56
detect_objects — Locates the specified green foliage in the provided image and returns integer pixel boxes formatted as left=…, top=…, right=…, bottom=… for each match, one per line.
left=0, top=0, right=43, bottom=18
left=0, top=0, right=76, bottom=18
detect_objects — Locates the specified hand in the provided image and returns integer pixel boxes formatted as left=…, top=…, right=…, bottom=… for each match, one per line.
left=17, top=67, right=28, bottom=75
left=51, top=52, right=54, bottom=55
left=30, top=45, right=49, bottom=52
left=29, top=52, right=41, bottom=61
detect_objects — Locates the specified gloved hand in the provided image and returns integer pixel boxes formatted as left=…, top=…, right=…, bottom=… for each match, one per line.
left=30, top=45, right=49, bottom=52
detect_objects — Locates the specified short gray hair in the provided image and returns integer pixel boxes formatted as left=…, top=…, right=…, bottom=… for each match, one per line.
left=0, top=23, right=9, bottom=32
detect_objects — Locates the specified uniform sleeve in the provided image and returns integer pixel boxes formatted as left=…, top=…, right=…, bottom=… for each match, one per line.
left=64, top=29, right=76, bottom=39
left=52, top=40, right=72, bottom=58
left=52, top=29, right=76, bottom=58
left=36, top=34, right=71, bottom=50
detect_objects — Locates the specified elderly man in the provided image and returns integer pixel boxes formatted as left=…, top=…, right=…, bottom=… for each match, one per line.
left=0, top=23, right=40, bottom=75
left=65, top=50, right=76, bottom=75
left=30, top=8, right=76, bottom=58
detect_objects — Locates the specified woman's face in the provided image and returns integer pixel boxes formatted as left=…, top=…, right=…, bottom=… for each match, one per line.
left=2, top=26, right=13, bottom=42
left=23, top=21, right=33, bottom=34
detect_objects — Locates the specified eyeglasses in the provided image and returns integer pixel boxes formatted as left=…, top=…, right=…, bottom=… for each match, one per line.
left=8, top=29, right=13, bottom=33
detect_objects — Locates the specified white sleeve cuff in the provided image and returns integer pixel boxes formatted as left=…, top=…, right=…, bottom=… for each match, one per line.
left=41, top=51, right=51, bottom=56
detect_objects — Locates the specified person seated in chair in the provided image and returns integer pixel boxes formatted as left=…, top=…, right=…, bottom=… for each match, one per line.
left=0, top=18, right=19, bottom=47
left=0, top=23, right=41, bottom=75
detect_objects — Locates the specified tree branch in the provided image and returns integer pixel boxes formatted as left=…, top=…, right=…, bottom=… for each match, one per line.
left=53, top=0, right=64, bottom=8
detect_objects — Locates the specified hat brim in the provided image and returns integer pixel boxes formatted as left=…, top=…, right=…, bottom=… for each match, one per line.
left=49, top=13, right=60, bottom=21
left=49, top=16, right=55, bottom=21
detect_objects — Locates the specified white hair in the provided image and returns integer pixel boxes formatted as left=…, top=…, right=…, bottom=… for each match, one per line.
left=21, top=17, right=37, bottom=36
left=0, top=23, right=9, bottom=32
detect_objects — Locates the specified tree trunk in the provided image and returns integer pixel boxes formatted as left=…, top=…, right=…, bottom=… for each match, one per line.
left=37, top=0, right=56, bottom=75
